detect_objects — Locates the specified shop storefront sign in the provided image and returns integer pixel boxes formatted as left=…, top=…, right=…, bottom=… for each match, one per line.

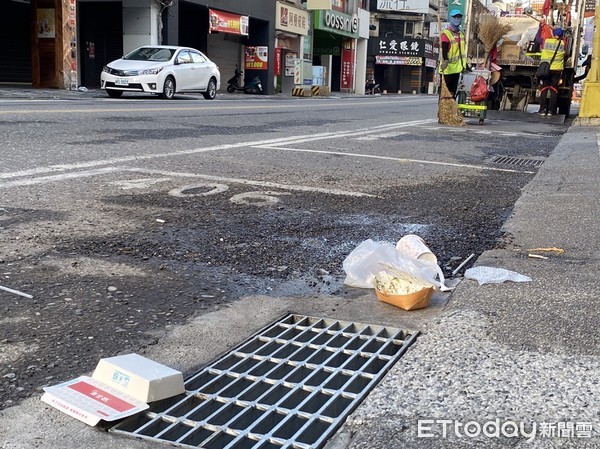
left=375, top=55, right=422, bottom=66
left=244, top=46, right=268, bottom=70
left=369, top=38, right=435, bottom=58
left=340, top=38, right=355, bottom=89
left=314, top=10, right=359, bottom=38
left=274, top=48, right=282, bottom=76
left=209, top=9, right=249, bottom=36
left=276, top=2, right=309, bottom=35
left=376, top=0, right=430, bottom=14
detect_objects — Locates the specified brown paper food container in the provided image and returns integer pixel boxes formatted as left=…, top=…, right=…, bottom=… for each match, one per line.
left=375, top=286, right=434, bottom=311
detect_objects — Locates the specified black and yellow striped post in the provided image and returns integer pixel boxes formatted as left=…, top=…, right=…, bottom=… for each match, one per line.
left=292, top=87, right=312, bottom=97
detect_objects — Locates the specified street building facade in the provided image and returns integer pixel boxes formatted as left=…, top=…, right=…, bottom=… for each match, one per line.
left=1, top=0, right=372, bottom=95
left=368, top=0, right=443, bottom=94
left=274, top=1, right=310, bottom=94
left=310, top=0, right=370, bottom=93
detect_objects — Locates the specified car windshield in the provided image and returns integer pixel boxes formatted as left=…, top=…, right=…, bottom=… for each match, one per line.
left=123, top=47, right=175, bottom=62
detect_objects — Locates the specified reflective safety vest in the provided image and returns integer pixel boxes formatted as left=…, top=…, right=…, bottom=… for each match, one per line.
left=541, top=38, right=565, bottom=71
left=440, top=29, right=466, bottom=75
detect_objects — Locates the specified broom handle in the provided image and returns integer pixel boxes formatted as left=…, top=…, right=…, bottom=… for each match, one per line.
left=437, top=0, right=444, bottom=88
left=525, top=13, right=542, bottom=24
left=437, top=0, right=443, bottom=58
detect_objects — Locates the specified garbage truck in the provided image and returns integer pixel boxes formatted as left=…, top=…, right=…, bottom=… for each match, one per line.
left=463, top=0, right=587, bottom=116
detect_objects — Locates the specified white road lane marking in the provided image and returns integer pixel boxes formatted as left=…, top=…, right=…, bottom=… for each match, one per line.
left=265, top=120, right=435, bottom=146
left=0, top=167, right=121, bottom=188
left=250, top=146, right=535, bottom=174
left=355, top=132, right=409, bottom=140
left=129, top=168, right=377, bottom=197
left=0, top=166, right=377, bottom=198
left=0, top=119, right=435, bottom=181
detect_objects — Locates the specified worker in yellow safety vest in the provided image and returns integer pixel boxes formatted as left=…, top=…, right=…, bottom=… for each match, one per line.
left=440, top=9, right=467, bottom=98
left=538, top=27, right=565, bottom=116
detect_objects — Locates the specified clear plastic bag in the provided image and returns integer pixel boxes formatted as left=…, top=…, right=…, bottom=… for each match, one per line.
left=342, top=239, right=450, bottom=291
left=464, top=266, right=532, bottom=285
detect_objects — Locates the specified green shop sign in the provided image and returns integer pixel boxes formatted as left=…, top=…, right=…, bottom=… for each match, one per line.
left=313, top=10, right=359, bottom=38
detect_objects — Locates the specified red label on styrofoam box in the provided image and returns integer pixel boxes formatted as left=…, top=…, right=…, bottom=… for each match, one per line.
left=41, top=376, right=149, bottom=426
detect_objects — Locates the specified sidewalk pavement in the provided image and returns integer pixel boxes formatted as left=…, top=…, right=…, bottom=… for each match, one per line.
left=0, top=88, right=599, bottom=448
left=0, top=85, right=96, bottom=100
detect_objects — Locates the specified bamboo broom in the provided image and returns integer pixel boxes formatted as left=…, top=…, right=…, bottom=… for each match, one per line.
left=437, top=2, right=464, bottom=126
left=477, top=13, right=513, bottom=69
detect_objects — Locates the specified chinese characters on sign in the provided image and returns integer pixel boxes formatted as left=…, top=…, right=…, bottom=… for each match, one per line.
left=276, top=1, right=309, bottom=35
left=379, top=39, right=421, bottom=55
left=340, top=38, right=355, bottom=89
left=209, top=9, right=249, bottom=36
left=584, top=0, right=596, bottom=16
left=377, top=0, right=430, bottom=14
left=370, top=38, right=436, bottom=66
left=245, top=46, right=268, bottom=70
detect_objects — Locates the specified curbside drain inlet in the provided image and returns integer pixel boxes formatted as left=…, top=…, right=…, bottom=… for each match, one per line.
left=491, top=156, right=544, bottom=167
left=110, top=314, right=419, bottom=448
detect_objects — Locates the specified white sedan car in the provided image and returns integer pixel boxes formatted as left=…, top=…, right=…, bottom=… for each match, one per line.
left=101, top=45, right=220, bottom=100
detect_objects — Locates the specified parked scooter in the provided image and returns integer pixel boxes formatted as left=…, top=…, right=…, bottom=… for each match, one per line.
left=227, top=67, right=263, bottom=94
left=365, top=79, right=381, bottom=95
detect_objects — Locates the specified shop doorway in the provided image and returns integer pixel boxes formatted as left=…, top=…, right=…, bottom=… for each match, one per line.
left=78, top=2, right=123, bottom=88
left=0, top=1, right=32, bottom=84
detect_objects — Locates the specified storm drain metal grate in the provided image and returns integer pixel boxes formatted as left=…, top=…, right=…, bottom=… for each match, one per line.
left=110, top=314, right=418, bottom=449
left=491, top=156, right=544, bottom=167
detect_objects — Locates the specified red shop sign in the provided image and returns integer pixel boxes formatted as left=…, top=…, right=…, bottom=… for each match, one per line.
left=244, top=46, right=268, bottom=70
left=340, top=38, right=355, bottom=90
left=274, top=48, right=282, bottom=76
left=209, top=9, right=249, bottom=36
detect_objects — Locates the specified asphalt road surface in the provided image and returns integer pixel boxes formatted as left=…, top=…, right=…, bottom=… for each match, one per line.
left=0, top=93, right=569, bottom=409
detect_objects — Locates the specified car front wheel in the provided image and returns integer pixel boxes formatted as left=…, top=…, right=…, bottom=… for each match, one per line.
left=161, top=76, right=176, bottom=99
left=203, top=78, right=217, bottom=100
left=106, top=89, right=123, bottom=98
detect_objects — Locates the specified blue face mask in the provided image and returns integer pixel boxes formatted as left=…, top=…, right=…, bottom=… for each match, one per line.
left=450, top=17, right=462, bottom=27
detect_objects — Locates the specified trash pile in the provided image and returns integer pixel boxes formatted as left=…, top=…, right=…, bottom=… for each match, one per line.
left=342, top=234, right=537, bottom=311
left=343, top=235, right=448, bottom=311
